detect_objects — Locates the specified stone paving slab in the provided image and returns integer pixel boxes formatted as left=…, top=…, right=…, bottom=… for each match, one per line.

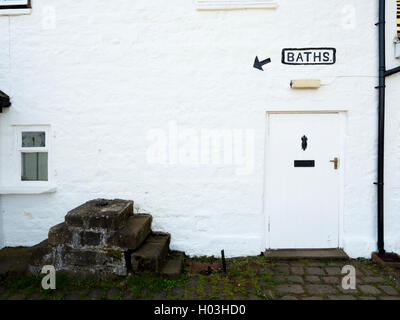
left=305, top=276, right=320, bottom=283
left=328, top=295, right=356, bottom=300
left=287, top=275, right=304, bottom=284
left=359, top=285, right=381, bottom=295
left=305, top=267, right=326, bottom=275
left=362, top=276, right=385, bottom=283
left=281, top=295, right=298, bottom=300
left=378, top=285, right=399, bottom=295
left=306, top=284, right=338, bottom=295
left=87, top=288, right=104, bottom=299
left=276, top=284, right=305, bottom=294
left=379, top=296, right=400, bottom=300
left=291, top=267, right=305, bottom=275
left=302, top=296, right=323, bottom=300
left=325, top=267, right=342, bottom=275
left=323, top=276, right=341, bottom=285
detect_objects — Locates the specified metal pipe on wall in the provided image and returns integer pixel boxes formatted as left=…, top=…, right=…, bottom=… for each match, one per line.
left=376, top=0, right=400, bottom=254
left=376, top=0, right=386, bottom=255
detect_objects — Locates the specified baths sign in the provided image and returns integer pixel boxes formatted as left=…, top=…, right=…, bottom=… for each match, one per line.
left=282, top=48, right=336, bottom=65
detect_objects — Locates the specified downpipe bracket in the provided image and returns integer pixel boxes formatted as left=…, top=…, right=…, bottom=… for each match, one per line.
left=385, top=66, right=400, bottom=77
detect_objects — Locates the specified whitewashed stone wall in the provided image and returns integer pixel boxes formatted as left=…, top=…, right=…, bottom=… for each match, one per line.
left=0, top=0, right=399, bottom=258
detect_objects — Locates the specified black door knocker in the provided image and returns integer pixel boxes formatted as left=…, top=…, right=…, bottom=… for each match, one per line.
left=301, top=135, right=308, bottom=151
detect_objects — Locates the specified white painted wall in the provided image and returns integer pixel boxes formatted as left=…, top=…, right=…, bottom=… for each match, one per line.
left=0, top=0, right=399, bottom=258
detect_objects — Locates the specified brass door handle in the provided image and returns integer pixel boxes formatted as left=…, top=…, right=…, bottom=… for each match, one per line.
left=330, top=157, right=339, bottom=170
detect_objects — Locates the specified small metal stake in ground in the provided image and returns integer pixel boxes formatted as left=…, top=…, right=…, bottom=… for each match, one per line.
left=221, top=250, right=227, bottom=275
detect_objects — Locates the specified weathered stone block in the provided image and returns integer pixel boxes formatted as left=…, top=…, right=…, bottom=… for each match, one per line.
left=0, top=246, right=32, bottom=277
left=55, top=246, right=127, bottom=277
left=65, top=199, right=133, bottom=230
left=48, top=222, right=72, bottom=246
left=131, top=232, right=170, bottom=273
left=60, top=246, right=123, bottom=267
left=57, top=265, right=127, bottom=279
left=49, top=223, right=103, bottom=248
left=107, top=214, right=152, bottom=250
left=29, top=240, right=56, bottom=274
left=79, top=231, right=102, bottom=247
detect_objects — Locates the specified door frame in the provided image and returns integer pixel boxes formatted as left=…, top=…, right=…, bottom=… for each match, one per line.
left=263, top=110, right=347, bottom=249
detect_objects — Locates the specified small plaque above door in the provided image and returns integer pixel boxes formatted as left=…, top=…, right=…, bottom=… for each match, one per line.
left=294, top=160, right=315, bottom=167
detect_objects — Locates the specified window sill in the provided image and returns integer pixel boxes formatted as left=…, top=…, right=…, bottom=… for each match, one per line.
left=0, top=9, right=31, bottom=15
left=0, top=185, right=57, bottom=195
left=195, top=1, right=278, bottom=10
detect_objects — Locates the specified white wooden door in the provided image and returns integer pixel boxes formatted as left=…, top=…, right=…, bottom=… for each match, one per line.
left=267, top=113, right=341, bottom=249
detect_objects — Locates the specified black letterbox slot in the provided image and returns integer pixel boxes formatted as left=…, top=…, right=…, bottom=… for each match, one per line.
left=294, top=160, right=315, bottom=167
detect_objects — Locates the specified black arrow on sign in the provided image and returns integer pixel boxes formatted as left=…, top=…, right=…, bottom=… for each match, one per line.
left=253, top=56, right=271, bottom=71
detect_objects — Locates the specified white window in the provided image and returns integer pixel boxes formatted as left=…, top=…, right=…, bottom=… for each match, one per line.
left=0, top=0, right=30, bottom=7
left=195, top=0, right=278, bottom=10
left=15, top=126, right=51, bottom=184
left=0, top=0, right=31, bottom=15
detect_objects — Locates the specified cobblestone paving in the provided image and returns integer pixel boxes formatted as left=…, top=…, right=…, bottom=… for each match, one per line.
left=1, top=258, right=399, bottom=300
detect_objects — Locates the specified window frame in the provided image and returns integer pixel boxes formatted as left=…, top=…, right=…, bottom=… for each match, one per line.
left=0, top=0, right=31, bottom=15
left=0, top=0, right=31, bottom=10
left=14, top=125, right=52, bottom=186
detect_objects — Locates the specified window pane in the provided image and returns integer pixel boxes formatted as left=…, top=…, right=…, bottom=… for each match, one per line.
left=22, top=132, right=45, bottom=148
left=21, top=152, right=48, bottom=181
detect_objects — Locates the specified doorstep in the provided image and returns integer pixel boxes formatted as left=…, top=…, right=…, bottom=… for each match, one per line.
left=264, top=249, right=349, bottom=260
left=371, top=252, right=400, bottom=269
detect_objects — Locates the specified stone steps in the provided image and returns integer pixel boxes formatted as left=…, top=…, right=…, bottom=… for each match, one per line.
left=131, top=232, right=171, bottom=274
left=108, top=214, right=152, bottom=250
left=160, top=251, right=184, bottom=279
left=28, top=199, right=185, bottom=279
